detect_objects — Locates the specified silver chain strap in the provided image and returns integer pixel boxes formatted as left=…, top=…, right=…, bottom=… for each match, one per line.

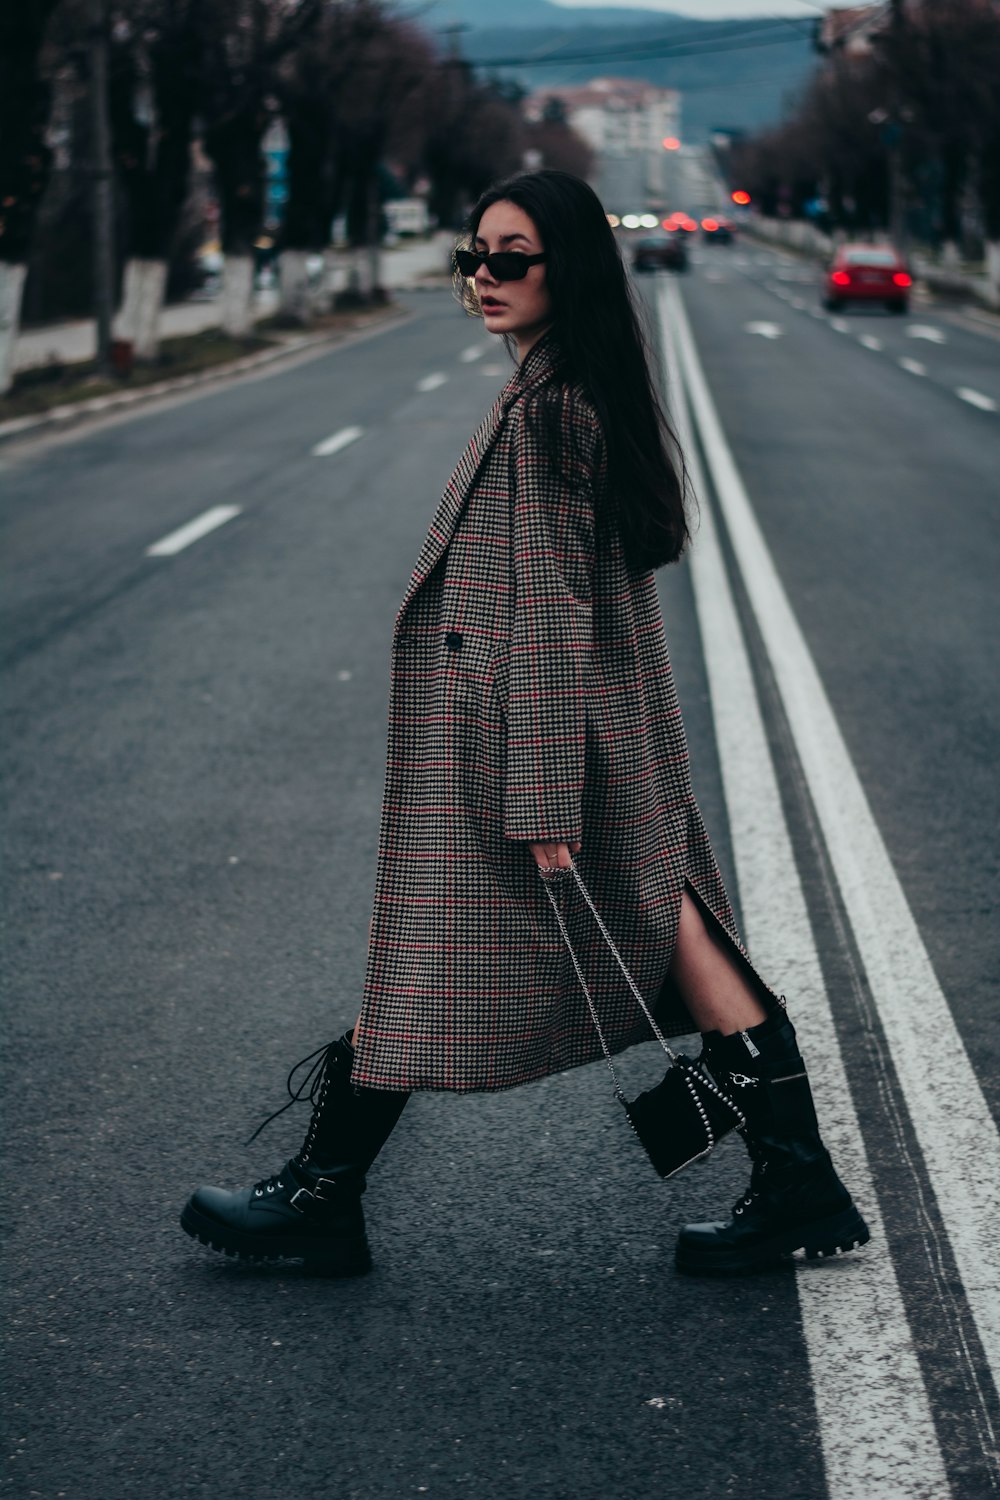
left=540, top=863, right=680, bottom=1102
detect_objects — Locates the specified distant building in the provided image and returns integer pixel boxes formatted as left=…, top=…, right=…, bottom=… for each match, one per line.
left=816, top=4, right=888, bottom=58
left=525, top=78, right=681, bottom=161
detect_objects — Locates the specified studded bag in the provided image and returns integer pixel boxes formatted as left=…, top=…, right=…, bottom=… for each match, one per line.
left=541, top=865, right=745, bottom=1179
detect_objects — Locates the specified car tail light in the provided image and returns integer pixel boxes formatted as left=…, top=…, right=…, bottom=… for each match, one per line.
left=892, top=271, right=912, bottom=287
left=831, top=270, right=851, bottom=286
left=702, top=218, right=719, bottom=232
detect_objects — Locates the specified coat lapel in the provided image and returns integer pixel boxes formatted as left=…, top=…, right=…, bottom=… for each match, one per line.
left=394, top=333, right=563, bottom=631
left=394, top=388, right=507, bottom=627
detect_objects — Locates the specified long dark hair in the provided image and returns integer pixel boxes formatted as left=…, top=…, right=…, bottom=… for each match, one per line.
left=455, top=169, right=689, bottom=570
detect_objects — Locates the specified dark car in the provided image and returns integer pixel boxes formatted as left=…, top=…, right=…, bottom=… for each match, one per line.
left=824, top=244, right=913, bottom=313
left=701, top=216, right=735, bottom=243
left=632, top=232, right=688, bottom=273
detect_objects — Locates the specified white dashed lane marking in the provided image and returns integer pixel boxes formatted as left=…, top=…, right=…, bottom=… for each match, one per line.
left=907, top=324, right=947, bottom=344
left=899, top=357, right=927, bottom=376
left=459, top=345, right=486, bottom=363
left=859, top=335, right=882, bottom=351
left=956, top=387, right=997, bottom=412
left=417, top=372, right=448, bottom=392
left=146, top=506, right=241, bottom=558
left=311, top=424, right=364, bottom=457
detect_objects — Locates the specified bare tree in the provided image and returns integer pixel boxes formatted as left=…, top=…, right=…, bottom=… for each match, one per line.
left=526, top=97, right=594, bottom=182
left=733, top=0, right=1000, bottom=292
left=0, top=0, right=63, bottom=393
left=333, top=4, right=439, bottom=303
left=275, top=0, right=436, bottom=320
left=107, top=0, right=201, bottom=359
left=197, top=0, right=319, bottom=336
left=424, top=71, right=525, bottom=232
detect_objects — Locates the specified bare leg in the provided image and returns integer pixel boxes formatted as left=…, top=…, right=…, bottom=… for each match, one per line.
left=668, top=888, right=769, bottom=1035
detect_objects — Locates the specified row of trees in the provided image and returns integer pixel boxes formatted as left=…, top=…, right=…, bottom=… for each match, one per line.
left=727, top=0, right=1000, bottom=280
left=0, top=0, right=592, bottom=392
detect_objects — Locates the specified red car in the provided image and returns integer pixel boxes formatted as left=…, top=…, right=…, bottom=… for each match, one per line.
left=824, top=244, right=913, bottom=313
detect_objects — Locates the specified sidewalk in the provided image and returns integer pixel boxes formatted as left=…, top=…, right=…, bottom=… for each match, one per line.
left=13, top=233, right=453, bottom=373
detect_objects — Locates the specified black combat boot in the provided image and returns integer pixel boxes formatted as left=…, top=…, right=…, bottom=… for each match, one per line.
left=180, top=1032, right=409, bottom=1276
left=675, top=1008, right=870, bottom=1276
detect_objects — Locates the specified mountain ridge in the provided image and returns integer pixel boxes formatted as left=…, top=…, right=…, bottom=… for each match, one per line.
left=419, top=2, right=817, bottom=139
left=421, top=1, right=693, bottom=31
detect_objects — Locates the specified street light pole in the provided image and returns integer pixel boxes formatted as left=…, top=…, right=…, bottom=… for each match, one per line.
left=88, top=0, right=115, bottom=376
left=888, top=0, right=906, bottom=249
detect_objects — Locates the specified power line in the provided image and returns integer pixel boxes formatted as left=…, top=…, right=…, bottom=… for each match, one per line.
left=467, top=16, right=815, bottom=70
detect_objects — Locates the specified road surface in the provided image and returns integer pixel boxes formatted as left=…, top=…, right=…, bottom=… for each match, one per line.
left=2, top=244, right=998, bottom=1497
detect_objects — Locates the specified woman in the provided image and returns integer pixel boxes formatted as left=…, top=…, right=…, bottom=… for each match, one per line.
left=181, top=170, right=868, bottom=1278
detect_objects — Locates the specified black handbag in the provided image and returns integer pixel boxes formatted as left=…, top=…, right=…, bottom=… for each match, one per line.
left=541, top=865, right=745, bottom=1179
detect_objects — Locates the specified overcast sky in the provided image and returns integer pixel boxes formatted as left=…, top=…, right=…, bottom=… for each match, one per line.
left=550, top=0, right=845, bottom=17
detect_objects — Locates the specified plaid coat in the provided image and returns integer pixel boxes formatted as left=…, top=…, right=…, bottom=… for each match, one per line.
left=351, top=332, right=752, bottom=1093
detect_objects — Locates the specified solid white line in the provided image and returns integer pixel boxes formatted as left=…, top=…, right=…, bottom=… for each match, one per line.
left=417, top=372, right=447, bottom=392
left=311, top=424, right=364, bottom=457
left=956, top=387, right=998, bottom=412
left=859, top=335, right=882, bottom=351
left=459, top=345, right=485, bottom=363
left=666, top=277, right=1000, bottom=1393
left=899, top=357, right=927, bottom=377
left=659, top=282, right=948, bottom=1499
left=146, top=505, right=241, bottom=557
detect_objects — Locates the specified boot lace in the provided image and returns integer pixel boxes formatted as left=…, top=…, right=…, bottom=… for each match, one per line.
left=732, top=1132, right=769, bottom=1217
left=245, top=1040, right=339, bottom=1147
left=252, top=1170, right=287, bottom=1198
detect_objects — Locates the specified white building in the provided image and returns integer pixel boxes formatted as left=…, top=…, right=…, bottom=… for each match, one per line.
left=817, top=4, right=888, bottom=59
left=525, top=78, right=681, bottom=161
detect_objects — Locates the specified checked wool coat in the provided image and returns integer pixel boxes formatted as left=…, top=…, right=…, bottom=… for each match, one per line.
left=351, top=331, right=755, bottom=1093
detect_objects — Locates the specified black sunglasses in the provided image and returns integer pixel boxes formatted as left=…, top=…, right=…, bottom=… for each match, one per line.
left=454, top=248, right=546, bottom=282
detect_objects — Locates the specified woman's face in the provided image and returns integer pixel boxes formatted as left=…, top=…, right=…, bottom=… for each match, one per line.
left=472, top=200, right=553, bottom=360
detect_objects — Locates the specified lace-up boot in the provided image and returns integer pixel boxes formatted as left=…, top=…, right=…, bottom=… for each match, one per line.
left=675, top=1009, right=869, bottom=1276
left=180, top=1032, right=408, bottom=1276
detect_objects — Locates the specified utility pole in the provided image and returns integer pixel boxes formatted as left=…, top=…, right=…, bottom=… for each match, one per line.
left=88, top=0, right=115, bottom=376
left=887, top=0, right=907, bottom=249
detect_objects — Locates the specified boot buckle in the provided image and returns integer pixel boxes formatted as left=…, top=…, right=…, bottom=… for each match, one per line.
left=289, top=1186, right=316, bottom=1214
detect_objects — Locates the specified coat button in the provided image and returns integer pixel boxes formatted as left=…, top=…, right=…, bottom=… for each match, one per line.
left=444, top=631, right=463, bottom=652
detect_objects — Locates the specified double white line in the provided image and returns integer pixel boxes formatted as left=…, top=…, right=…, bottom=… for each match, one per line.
left=658, top=280, right=1000, bottom=1495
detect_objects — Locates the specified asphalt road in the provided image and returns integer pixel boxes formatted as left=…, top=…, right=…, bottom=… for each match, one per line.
left=2, top=251, right=998, bottom=1499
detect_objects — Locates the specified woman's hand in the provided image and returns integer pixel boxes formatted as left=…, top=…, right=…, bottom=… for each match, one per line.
left=528, top=840, right=581, bottom=873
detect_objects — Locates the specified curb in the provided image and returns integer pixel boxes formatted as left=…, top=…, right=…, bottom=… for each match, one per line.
left=0, top=307, right=411, bottom=448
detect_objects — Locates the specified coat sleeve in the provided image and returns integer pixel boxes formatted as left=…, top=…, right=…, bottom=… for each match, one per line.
left=502, top=389, right=602, bottom=844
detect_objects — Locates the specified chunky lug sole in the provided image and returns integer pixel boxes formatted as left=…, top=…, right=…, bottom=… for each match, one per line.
left=180, top=1201, right=372, bottom=1277
left=675, top=1204, right=870, bottom=1277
